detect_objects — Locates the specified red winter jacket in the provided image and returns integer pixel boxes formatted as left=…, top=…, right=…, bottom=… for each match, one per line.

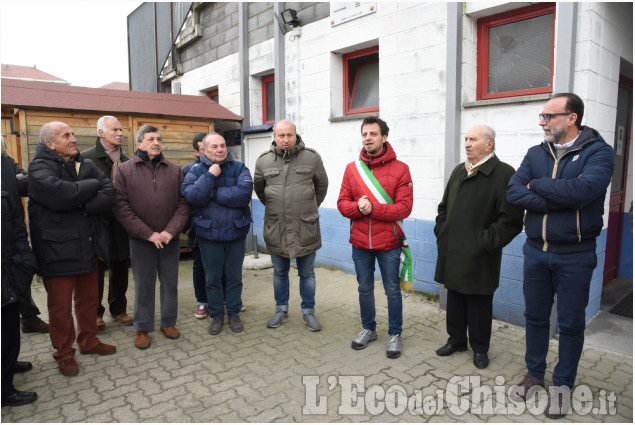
left=337, top=142, right=413, bottom=250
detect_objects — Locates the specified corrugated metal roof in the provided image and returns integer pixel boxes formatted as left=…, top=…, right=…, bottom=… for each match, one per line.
left=1, top=64, right=69, bottom=84
left=1, top=79, right=242, bottom=122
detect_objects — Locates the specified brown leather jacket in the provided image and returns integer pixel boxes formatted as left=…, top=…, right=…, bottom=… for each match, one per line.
left=113, top=152, right=189, bottom=241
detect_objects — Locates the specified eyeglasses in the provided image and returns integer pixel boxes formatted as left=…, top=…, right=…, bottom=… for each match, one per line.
left=538, top=112, right=571, bottom=123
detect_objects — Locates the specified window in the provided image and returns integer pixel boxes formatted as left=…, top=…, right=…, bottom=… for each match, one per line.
left=477, top=3, right=555, bottom=100
left=207, top=88, right=219, bottom=103
left=343, top=46, right=379, bottom=115
left=262, top=74, right=275, bottom=124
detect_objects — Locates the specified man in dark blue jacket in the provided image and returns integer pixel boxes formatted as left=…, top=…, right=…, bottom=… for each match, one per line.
left=506, top=93, right=614, bottom=419
left=181, top=133, right=253, bottom=335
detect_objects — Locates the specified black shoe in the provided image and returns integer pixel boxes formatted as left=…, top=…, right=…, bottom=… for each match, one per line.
left=13, top=361, right=33, bottom=373
left=1, top=390, right=37, bottom=406
left=436, top=343, right=467, bottom=356
left=208, top=316, right=224, bottom=335
left=474, top=352, right=489, bottom=369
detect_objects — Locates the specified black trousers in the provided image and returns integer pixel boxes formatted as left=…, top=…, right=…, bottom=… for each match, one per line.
left=446, top=289, right=493, bottom=354
left=19, top=288, right=41, bottom=321
left=97, top=258, right=130, bottom=317
left=2, top=301, right=20, bottom=398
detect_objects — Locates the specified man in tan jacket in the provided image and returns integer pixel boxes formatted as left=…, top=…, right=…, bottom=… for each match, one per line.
left=254, top=120, right=328, bottom=331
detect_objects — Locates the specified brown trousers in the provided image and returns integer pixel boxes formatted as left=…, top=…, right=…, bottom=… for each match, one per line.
left=43, top=268, right=100, bottom=362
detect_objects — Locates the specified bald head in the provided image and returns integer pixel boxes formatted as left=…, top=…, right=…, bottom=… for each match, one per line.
left=40, top=121, right=78, bottom=161
left=273, top=120, right=297, bottom=150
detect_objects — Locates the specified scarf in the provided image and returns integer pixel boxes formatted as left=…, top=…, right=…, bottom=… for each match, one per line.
left=100, top=139, right=121, bottom=180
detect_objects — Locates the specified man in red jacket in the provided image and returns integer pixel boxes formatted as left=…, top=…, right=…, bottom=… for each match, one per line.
left=337, top=117, right=413, bottom=358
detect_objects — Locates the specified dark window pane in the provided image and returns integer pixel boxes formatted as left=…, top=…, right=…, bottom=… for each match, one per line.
left=347, top=52, right=379, bottom=110
left=266, top=80, right=275, bottom=121
left=488, top=13, right=553, bottom=94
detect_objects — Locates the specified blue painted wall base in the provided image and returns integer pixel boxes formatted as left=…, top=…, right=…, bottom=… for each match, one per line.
left=251, top=200, right=610, bottom=326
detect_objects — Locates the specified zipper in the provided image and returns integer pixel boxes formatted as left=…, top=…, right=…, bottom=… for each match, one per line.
left=541, top=143, right=584, bottom=251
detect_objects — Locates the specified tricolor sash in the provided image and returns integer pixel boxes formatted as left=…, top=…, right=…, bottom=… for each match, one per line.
left=350, top=160, right=413, bottom=287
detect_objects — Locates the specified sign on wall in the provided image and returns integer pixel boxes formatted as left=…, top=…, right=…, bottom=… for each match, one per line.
left=330, top=2, right=377, bottom=26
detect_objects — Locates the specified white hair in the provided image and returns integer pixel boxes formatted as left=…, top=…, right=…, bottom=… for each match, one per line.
left=96, top=115, right=119, bottom=136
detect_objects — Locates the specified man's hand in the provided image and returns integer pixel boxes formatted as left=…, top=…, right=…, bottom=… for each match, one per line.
left=147, top=232, right=164, bottom=249
left=158, top=231, right=173, bottom=245
left=358, top=195, right=373, bottom=215
left=209, top=163, right=221, bottom=177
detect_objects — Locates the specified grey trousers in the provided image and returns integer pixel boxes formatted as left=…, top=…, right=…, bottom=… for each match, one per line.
left=130, top=237, right=180, bottom=332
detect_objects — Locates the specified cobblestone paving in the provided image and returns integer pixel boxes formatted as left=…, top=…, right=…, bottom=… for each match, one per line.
left=3, top=259, right=632, bottom=422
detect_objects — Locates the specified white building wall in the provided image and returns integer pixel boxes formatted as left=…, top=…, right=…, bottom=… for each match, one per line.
left=281, top=2, right=448, bottom=220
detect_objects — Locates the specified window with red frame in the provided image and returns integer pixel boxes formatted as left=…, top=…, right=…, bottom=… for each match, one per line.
left=207, top=88, right=219, bottom=103
left=262, top=74, right=275, bottom=124
left=477, top=3, right=556, bottom=100
left=343, top=46, right=379, bottom=115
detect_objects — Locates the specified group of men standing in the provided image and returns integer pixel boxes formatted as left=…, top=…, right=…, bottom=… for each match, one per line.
left=2, top=93, right=615, bottom=420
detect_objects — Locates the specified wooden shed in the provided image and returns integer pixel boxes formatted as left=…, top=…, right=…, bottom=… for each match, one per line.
left=1, top=78, right=242, bottom=169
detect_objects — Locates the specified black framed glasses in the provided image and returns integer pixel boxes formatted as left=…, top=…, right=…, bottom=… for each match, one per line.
left=538, top=112, right=571, bottom=122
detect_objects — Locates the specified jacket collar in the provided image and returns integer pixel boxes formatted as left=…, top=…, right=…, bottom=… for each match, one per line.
left=94, top=136, right=129, bottom=161
left=270, top=136, right=305, bottom=159
left=358, top=141, right=397, bottom=167
left=470, top=154, right=499, bottom=176
left=200, top=151, right=234, bottom=167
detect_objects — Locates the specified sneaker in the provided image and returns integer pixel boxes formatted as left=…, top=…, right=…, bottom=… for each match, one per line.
left=386, top=334, right=402, bottom=358
left=545, top=386, right=571, bottom=419
left=351, top=328, right=377, bottom=350
left=240, top=305, right=246, bottom=312
left=209, top=316, right=224, bottom=335
left=266, top=308, right=288, bottom=328
left=303, top=310, right=321, bottom=331
left=195, top=305, right=208, bottom=319
left=509, top=374, right=545, bottom=402
left=229, top=314, right=244, bottom=333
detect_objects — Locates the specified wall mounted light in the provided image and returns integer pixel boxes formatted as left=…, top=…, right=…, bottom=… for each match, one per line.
left=281, top=9, right=301, bottom=28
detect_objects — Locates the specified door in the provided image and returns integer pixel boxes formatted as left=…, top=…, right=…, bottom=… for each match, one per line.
left=603, top=76, right=633, bottom=284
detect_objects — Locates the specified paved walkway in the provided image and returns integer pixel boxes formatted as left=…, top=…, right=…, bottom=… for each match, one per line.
left=3, top=258, right=632, bottom=422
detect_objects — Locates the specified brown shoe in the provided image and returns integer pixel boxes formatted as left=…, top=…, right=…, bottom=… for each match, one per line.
left=96, top=317, right=106, bottom=329
left=112, top=313, right=133, bottom=326
left=160, top=326, right=180, bottom=339
left=58, top=358, right=79, bottom=376
left=80, top=342, right=116, bottom=355
left=21, top=317, right=49, bottom=333
left=509, top=374, right=545, bottom=402
left=135, top=331, right=151, bottom=350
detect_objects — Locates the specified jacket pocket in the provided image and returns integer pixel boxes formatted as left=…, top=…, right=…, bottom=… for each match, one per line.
left=41, top=228, right=81, bottom=264
left=233, top=216, right=252, bottom=229
left=299, top=213, right=320, bottom=246
left=263, top=217, right=282, bottom=248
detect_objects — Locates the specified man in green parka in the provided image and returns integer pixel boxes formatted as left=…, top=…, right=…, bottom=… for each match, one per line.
left=434, top=125, right=523, bottom=369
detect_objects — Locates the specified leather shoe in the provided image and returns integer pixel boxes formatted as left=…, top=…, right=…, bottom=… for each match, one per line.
left=112, top=313, right=133, bottom=326
left=474, top=352, right=489, bottom=369
left=21, top=317, right=49, bottom=333
left=96, top=317, right=106, bottom=329
left=13, top=361, right=33, bottom=373
left=160, top=326, right=180, bottom=339
left=135, top=331, right=151, bottom=349
left=436, top=343, right=467, bottom=356
left=80, top=342, right=116, bottom=355
left=58, top=358, right=79, bottom=376
left=1, top=390, right=37, bottom=406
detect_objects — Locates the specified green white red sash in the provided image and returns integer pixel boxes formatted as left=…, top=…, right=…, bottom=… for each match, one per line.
left=350, top=160, right=413, bottom=284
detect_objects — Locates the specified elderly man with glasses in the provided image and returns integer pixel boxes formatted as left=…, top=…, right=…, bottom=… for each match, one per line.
left=506, top=93, right=615, bottom=419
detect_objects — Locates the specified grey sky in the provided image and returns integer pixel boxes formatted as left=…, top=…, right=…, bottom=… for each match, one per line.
left=0, top=1, right=138, bottom=88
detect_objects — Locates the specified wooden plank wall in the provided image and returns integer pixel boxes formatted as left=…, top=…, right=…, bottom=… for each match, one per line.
left=14, top=108, right=214, bottom=168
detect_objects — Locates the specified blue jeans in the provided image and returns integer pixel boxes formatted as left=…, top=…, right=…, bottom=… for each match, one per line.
left=270, top=252, right=316, bottom=313
left=191, top=245, right=207, bottom=306
left=199, top=238, right=245, bottom=317
left=352, top=246, right=402, bottom=335
left=522, top=243, right=596, bottom=388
